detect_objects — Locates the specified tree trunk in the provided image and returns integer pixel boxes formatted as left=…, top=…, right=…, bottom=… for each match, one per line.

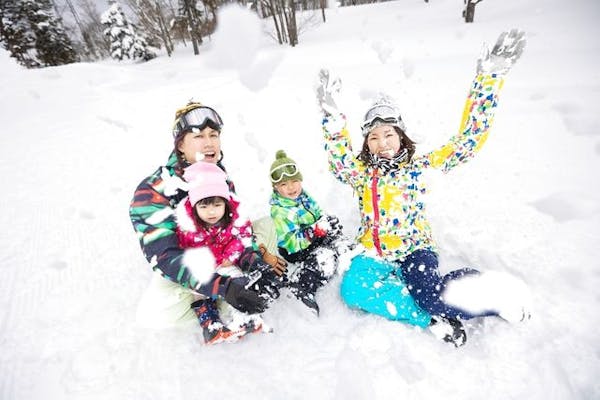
left=266, top=0, right=283, bottom=44
left=154, top=0, right=173, bottom=56
left=276, top=0, right=288, bottom=44
left=184, top=0, right=200, bottom=54
left=64, top=0, right=98, bottom=59
left=287, top=0, right=297, bottom=47
left=463, top=0, right=479, bottom=23
left=320, top=0, right=326, bottom=22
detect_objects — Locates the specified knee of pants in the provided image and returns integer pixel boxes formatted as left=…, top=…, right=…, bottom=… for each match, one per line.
left=340, top=257, right=431, bottom=327
left=135, top=272, right=197, bottom=329
left=340, top=255, right=394, bottom=308
left=340, top=255, right=392, bottom=306
left=252, top=216, right=278, bottom=255
left=401, top=250, right=442, bottom=289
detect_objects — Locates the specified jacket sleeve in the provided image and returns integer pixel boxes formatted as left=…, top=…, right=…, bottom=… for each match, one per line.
left=129, top=171, right=227, bottom=298
left=222, top=218, right=254, bottom=266
left=322, top=113, right=367, bottom=190
left=423, top=73, right=505, bottom=172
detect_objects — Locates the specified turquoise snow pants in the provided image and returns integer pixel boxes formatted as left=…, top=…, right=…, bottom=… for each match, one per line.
left=340, top=254, right=431, bottom=328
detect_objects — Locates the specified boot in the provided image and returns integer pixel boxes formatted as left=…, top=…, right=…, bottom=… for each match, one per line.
left=289, top=258, right=326, bottom=316
left=429, top=316, right=467, bottom=348
left=191, top=299, right=256, bottom=345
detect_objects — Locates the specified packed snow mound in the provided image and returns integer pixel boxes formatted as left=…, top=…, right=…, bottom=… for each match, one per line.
left=205, top=4, right=284, bottom=91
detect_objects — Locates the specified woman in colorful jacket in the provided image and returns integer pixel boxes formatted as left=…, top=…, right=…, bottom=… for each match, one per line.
left=129, top=102, right=286, bottom=329
left=315, top=29, right=528, bottom=346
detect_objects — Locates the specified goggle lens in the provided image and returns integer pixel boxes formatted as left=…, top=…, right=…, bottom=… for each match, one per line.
left=174, top=107, right=223, bottom=137
left=361, top=104, right=401, bottom=136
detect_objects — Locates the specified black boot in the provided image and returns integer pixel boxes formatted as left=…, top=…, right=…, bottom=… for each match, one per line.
left=429, top=316, right=467, bottom=348
left=289, top=257, right=326, bottom=316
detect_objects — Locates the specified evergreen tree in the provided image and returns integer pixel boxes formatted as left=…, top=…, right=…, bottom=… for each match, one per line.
left=1, top=0, right=38, bottom=67
left=24, top=0, right=78, bottom=65
left=1, top=0, right=77, bottom=68
left=101, top=0, right=156, bottom=61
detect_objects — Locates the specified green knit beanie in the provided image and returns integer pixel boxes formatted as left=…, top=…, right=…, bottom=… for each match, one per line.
left=269, top=150, right=303, bottom=185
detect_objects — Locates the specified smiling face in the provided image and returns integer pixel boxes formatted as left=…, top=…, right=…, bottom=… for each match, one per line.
left=366, top=125, right=401, bottom=159
left=274, top=179, right=303, bottom=200
left=177, top=126, right=221, bottom=164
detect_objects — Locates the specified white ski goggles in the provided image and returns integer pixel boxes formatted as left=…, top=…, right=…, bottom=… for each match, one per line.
left=173, top=106, right=223, bottom=138
left=270, top=163, right=299, bottom=183
left=361, top=104, right=403, bottom=136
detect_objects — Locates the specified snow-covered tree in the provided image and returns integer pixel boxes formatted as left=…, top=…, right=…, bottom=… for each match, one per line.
left=26, top=0, right=78, bottom=65
left=1, top=0, right=38, bottom=67
left=0, top=0, right=78, bottom=68
left=101, top=0, right=156, bottom=61
left=127, top=0, right=174, bottom=57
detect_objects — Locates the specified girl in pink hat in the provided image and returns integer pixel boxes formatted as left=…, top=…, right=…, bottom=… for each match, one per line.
left=175, top=161, right=283, bottom=344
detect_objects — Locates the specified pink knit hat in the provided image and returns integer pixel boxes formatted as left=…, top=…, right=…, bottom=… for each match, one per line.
left=183, top=162, right=230, bottom=205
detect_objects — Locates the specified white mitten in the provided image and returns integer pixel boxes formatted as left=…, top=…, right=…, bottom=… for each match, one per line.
left=477, top=29, right=527, bottom=75
left=315, top=68, right=342, bottom=116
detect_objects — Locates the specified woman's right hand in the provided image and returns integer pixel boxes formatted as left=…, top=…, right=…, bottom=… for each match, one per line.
left=224, top=277, right=268, bottom=314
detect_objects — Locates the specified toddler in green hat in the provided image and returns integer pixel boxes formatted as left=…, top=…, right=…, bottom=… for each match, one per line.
left=268, top=150, right=354, bottom=315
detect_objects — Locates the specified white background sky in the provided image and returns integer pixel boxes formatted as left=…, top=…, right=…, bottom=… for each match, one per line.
left=1, top=0, right=599, bottom=398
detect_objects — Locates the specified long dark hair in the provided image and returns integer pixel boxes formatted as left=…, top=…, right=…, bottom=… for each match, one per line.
left=358, top=126, right=416, bottom=165
left=192, top=196, right=232, bottom=229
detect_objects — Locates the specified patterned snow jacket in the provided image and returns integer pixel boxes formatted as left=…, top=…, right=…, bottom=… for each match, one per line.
left=270, top=190, right=323, bottom=262
left=175, top=195, right=254, bottom=268
left=322, top=73, right=504, bottom=262
left=129, top=151, right=239, bottom=298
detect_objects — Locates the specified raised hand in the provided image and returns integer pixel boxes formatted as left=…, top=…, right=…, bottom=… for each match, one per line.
left=477, top=29, right=527, bottom=75
left=316, top=68, right=342, bottom=116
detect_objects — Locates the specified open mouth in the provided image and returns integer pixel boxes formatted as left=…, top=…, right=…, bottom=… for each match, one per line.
left=201, top=151, right=217, bottom=161
left=379, top=149, right=394, bottom=158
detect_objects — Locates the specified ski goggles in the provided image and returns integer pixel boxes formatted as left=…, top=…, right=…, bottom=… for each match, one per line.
left=270, top=163, right=299, bottom=184
left=173, top=106, right=223, bottom=138
left=360, top=104, right=402, bottom=136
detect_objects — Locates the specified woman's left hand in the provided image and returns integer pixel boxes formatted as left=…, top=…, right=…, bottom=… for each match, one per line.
left=477, top=29, right=527, bottom=75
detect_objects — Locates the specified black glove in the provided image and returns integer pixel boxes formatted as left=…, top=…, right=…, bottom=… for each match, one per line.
left=252, top=261, right=287, bottom=300
left=223, top=277, right=268, bottom=314
left=325, top=215, right=343, bottom=236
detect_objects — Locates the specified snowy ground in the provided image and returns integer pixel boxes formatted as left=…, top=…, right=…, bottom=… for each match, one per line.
left=1, top=0, right=599, bottom=398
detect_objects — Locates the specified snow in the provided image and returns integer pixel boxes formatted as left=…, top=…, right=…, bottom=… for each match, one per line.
left=1, top=0, right=599, bottom=398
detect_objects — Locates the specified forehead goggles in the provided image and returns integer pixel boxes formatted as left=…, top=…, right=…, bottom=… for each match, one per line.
left=360, top=104, right=404, bottom=136
left=173, top=106, right=223, bottom=138
left=270, top=163, right=299, bottom=184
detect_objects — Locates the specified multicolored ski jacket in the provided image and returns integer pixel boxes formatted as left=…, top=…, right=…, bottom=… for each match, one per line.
left=129, top=151, right=238, bottom=297
left=322, top=73, right=504, bottom=262
left=175, top=195, right=254, bottom=267
left=270, top=190, right=323, bottom=256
